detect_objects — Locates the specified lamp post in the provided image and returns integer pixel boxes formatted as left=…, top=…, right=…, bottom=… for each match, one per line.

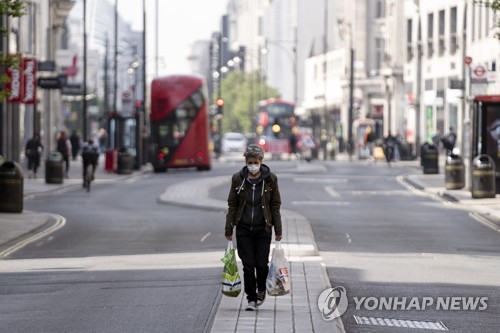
left=83, top=0, right=87, bottom=141
left=338, top=18, right=354, bottom=160
left=262, top=38, right=297, bottom=105
left=382, top=68, right=393, bottom=134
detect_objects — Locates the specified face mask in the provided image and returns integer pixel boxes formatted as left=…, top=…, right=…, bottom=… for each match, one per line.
left=247, top=164, right=260, bottom=175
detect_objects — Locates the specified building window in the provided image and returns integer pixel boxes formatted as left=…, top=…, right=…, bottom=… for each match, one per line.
left=425, top=79, right=434, bottom=91
left=450, top=7, right=457, bottom=55
left=407, top=19, right=413, bottom=61
left=472, top=5, right=476, bottom=41
left=376, top=0, right=385, bottom=18
left=427, top=13, right=434, bottom=58
left=479, top=5, right=483, bottom=39
left=438, top=10, right=445, bottom=56
left=375, top=38, right=385, bottom=69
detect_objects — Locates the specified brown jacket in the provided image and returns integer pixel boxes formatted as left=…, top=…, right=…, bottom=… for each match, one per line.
left=225, top=165, right=282, bottom=236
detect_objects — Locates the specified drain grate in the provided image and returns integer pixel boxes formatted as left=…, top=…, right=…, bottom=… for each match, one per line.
left=354, top=315, right=448, bottom=330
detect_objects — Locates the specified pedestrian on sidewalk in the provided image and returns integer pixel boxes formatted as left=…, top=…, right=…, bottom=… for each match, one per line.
left=56, top=130, right=71, bottom=178
left=225, top=144, right=283, bottom=311
left=69, top=130, right=81, bottom=161
left=25, top=133, right=43, bottom=178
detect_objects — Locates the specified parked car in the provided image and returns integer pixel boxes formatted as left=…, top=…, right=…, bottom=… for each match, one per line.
left=221, top=132, right=247, bottom=153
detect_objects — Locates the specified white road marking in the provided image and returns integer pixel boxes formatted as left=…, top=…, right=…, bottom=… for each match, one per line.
left=0, top=213, right=66, bottom=258
left=324, top=185, right=341, bottom=197
left=294, top=178, right=348, bottom=184
left=345, top=233, right=352, bottom=244
left=201, top=232, right=211, bottom=242
left=291, top=201, right=350, bottom=206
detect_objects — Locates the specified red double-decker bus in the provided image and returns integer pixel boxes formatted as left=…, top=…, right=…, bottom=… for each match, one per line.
left=149, top=75, right=211, bottom=172
left=256, top=98, right=295, bottom=156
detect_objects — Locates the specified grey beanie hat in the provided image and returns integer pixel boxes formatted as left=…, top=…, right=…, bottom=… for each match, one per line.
left=244, top=144, right=265, bottom=160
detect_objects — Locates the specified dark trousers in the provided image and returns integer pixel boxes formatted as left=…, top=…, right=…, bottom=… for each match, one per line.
left=82, top=161, right=97, bottom=180
left=236, top=227, right=272, bottom=302
left=28, top=156, right=40, bottom=174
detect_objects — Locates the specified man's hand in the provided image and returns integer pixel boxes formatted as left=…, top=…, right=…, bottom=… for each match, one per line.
left=225, top=235, right=232, bottom=241
left=275, top=235, right=282, bottom=241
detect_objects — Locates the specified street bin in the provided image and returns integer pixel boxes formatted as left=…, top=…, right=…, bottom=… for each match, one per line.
left=0, top=161, right=24, bottom=213
left=105, top=149, right=117, bottom=172
left=421, top=143, right=439, bottom=174
left=45, top=151, right=64, bottom=184
left=117, top=148, right=133, bottom=175
left=444, top=154, right=465, bottom=190
left=471, top=155, right=496, bottom=199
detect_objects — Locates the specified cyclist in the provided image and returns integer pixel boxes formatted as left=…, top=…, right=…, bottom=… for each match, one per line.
left=383, top=131, right=396, bottom=164
left=81, top=138, right=100, bottom=187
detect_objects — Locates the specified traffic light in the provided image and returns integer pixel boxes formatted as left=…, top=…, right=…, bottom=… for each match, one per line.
left=216, top=98, right=224, bottom=115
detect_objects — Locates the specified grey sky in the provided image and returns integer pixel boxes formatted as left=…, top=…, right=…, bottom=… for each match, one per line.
left=118, top=0, right=228, bottom=75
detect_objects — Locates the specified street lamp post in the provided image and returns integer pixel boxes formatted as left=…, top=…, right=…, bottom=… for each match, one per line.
left=338, top=18, right=355, bottom=160
left=262, top=39, right=297, bottom=105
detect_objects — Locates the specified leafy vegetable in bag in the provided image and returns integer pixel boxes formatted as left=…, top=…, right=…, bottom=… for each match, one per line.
left=221, top=241, right=242, bottom=297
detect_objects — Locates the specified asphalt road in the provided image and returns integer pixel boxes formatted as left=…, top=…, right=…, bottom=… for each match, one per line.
left=1, top=157, right=499, bottom=332
left=1, top=168, right=230, bottom=333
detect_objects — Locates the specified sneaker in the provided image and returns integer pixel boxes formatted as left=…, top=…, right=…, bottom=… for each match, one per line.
left=256, top=291, right=266, bottom=306
left=245, top=301, right=257, bottom=311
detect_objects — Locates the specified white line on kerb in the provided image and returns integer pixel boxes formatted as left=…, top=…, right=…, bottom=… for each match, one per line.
left=324, top=185, right=341, bottom=197
left=0, top=213, right=66, bottom=258
left=469, top=212, right=500, bottom=233
left=200, top=232, right=211, bottom=242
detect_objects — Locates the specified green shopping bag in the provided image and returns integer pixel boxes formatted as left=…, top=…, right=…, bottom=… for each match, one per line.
left=221, top=241, right=242, bottom=297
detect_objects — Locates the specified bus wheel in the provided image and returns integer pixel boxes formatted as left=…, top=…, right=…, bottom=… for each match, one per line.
left=197, top=165, right=211, bottom=171
left=153, top=166, right=167, bottom=173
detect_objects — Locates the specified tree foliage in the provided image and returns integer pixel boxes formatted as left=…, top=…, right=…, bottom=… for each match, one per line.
left=218, top=71, right=280, bottom=135
left=475, top=1, right=500, bottom=38
left=0, top=0, right=26, bottom=101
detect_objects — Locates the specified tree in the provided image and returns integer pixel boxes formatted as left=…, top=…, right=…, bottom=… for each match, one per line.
left=476, top=0, right=500, bottom=39
left=0, top=0, right=26, bottom=100
left=217, top=70, right=280, bottom=134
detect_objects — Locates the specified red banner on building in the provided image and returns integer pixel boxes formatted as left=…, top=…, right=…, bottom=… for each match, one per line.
left=21, top=57, right=37, bottom=104
left=6, top=55, right=21, bottom=103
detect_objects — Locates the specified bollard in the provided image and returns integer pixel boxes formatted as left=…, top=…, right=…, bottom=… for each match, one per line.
left=0, top=161, right=24, bottom=213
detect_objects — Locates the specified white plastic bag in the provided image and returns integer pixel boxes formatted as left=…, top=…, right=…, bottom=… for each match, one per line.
left=266, top=241, right=291, bottom=296
left=221, top=241, right=242, bottom=297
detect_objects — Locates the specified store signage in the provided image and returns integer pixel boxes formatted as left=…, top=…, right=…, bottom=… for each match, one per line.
left=21, top=58, right=37, bottom=104
left=6, top=55, right=21, bottom=102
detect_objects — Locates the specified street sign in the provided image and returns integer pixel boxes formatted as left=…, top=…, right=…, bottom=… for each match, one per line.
left=37, top=61, right=56, bottom=72
left=471, top=65, right=488, bottom=82
left=464, top=56, right=472, bottom=65
left=61, top=83, right=83, bottom=95
left=474, top=65, right=486, bottom=76
left=38, top=77, right=61, bottom=89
